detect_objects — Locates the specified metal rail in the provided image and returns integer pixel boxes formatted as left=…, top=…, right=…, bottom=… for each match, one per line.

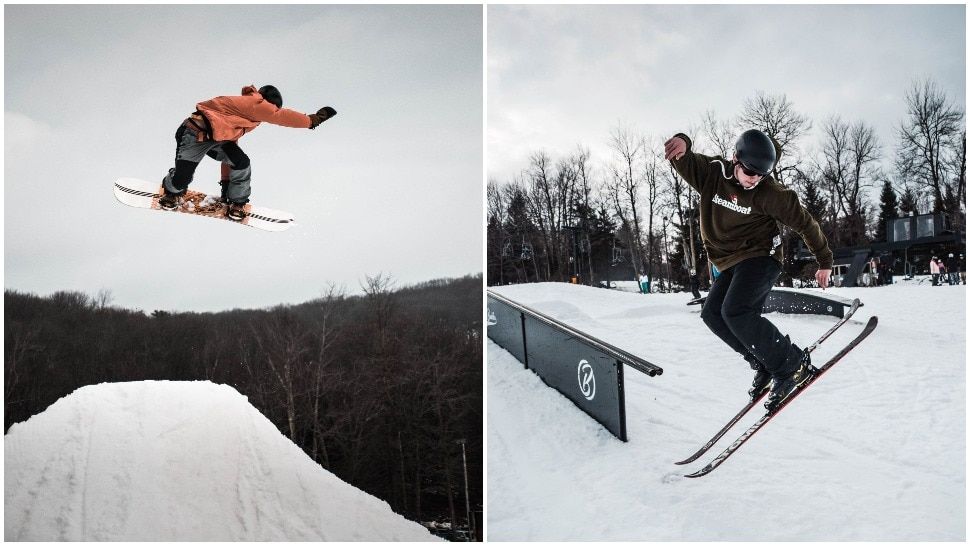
left=487, top=290, right=663, bottom=377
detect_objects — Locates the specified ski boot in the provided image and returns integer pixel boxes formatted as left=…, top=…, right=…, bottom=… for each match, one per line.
left=764, top=350, right=814, bottom=413
left=226, top=202, right=247, bottom=221
left=746, top=358, right=772, bottom=401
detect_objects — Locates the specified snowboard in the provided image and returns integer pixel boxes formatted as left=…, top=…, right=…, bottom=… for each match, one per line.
left=114, top=177, right=294, bottom=232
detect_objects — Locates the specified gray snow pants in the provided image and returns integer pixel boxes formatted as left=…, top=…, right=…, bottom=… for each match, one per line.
left=163, top=123, right=252, bottom=204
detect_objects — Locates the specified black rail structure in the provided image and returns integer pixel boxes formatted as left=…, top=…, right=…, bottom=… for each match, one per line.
left=692, top=288, right=860, bottom=319
left=487, top=290, right=663, bottom=441
left=763, top=288, right=859, bottom=318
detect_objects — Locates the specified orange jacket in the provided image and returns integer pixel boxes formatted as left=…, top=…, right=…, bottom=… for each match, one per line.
left=195, top=85, right=311, bottom=142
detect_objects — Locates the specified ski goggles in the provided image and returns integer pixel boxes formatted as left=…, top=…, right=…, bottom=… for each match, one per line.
left=737, top=162, right=764, bottom=178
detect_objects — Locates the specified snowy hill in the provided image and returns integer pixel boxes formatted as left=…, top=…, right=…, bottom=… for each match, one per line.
left=4, top=381, right=439, bottom=541
left=487, top=282, right=965, bottom=540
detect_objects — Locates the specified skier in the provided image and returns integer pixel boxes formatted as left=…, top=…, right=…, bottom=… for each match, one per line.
left=664, top=129, right=833, bottom=411
left=160, top=85, right=336, bottom=220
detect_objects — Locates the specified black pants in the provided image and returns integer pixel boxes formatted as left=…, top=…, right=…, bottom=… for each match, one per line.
left=701, top=256, right=803, bottom=377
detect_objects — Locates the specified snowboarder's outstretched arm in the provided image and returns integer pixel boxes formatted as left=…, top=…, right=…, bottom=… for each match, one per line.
left=237, top=85, right=337, bottom=129
left=247, top=100, right=336, bottom=129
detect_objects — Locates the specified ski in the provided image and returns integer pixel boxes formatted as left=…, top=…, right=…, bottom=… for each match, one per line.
left=683, top=315, right=878, bottom=478
left=674, top=390, right=766, bottom=465
left=674, top=298, right=861, bottom=465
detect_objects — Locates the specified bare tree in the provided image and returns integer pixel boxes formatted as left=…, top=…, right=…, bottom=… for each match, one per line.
left=94, top=288, right=113, bottom=310
left=5, top=322, right=42, bottom=403
left=738, top=92, right=812, bottom=185
left=572, top=146, right=597, bottom=284
left=607, top=124, right=647, bottom=288
left=824, top=117, right=880, bottom=212
left=524, top=151, right=559, bottom=280
left=700, top=109, right=737, bottom=158
left=308, top=284, right=345, bottom=468
left=821, top=116, right=852, bottom=220
left=553, top=155, right=580, bottom=278
left=848, top=121, right=881, bottom=214
left=486, top=180, right=509, bottom=284
left=897, top=78, right=965, bottom=215
left=361, top=273, right=397, bottom=350
left=642, top=149, right=663, bottom=291
left=943, top=130, right=967, bottom=230
left=250, top=308, right=312, bottom=442
left=817, top=113, right=882, bottom=247
left=661, top=155, right=695, bottom=287
left=502, top=177, right=541, bottom=282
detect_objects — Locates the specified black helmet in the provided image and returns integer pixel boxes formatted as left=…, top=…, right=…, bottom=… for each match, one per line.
left=735, top=129, right=776, bottom=176
left=258, top=85, right=283, bottom=108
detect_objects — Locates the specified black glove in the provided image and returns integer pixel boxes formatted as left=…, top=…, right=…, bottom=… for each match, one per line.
left=309, top=107, right=337, bottom=129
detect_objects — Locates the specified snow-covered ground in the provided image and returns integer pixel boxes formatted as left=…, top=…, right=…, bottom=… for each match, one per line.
left=487, top=282, right=965, bottom=541
left=4, top=381, right=439, bottom=541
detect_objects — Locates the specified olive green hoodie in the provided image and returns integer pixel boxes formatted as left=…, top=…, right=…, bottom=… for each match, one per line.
left=670, top=133, right=833, bottom=272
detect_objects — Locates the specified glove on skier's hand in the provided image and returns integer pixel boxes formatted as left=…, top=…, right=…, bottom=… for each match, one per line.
left=309, top=107, right=337, bottom=129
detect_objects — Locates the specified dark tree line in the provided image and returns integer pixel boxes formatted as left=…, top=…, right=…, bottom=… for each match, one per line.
left=488, top=78, right=965, bottom=290
left=4, top=274, right=482, bottom=532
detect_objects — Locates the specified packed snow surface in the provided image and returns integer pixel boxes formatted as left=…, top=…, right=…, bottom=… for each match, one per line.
left=487, top=282, right=965, bottom=540
left=5, top=381, right=438, bottom=541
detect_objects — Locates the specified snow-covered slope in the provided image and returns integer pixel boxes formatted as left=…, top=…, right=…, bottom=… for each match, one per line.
left=4, top=381, right=439, bottom=541
left=487, top=282, right=965, bottom=540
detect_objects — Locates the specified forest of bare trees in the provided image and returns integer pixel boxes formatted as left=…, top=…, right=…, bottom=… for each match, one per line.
left=488, top=79, right=966, bottom=290
left=4, top=274, right=482, bottom=536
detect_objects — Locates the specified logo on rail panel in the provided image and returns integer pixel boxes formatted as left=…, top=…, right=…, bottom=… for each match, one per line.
left=577, top=359, right=596, bottom=401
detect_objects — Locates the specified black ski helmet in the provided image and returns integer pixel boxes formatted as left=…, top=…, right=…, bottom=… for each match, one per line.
left=258, top=85, right=283, bottom=108
left=734, top=129, right=776, bottom=176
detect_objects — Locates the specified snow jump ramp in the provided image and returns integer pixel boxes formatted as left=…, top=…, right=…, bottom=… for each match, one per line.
left=4, top=381, right=439, bottom=541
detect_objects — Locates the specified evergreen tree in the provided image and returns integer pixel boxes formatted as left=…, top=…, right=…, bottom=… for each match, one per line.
left=801, top=176, right=828, bottom=223
left=899, top=187, right=919, bottom=216
left=874, top=179, right=899, bottom=242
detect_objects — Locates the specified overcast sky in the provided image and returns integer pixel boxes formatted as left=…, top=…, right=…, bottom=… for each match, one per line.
left=488, top=4, right=965, bottom=184
left=5, top=5, right=482, bottom=312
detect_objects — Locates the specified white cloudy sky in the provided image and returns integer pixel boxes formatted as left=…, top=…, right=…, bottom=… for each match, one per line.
left=5, top=5, right=483, bottom=312
left=488, top=4, right=965, bottom=183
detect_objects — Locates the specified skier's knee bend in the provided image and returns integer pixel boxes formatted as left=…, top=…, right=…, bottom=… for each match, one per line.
left=701, top=305, right=732, bottom=340
left=720, top=301, right=758, bottom=330
left=700, top=307, right=715, bottom=327
left=699, top=302, right=719, bottom=328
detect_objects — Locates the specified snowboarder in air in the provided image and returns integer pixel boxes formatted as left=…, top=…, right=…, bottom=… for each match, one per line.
left=664, top=129, right=833, bottom=411
left=160, top=85, right=336, bottom=220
